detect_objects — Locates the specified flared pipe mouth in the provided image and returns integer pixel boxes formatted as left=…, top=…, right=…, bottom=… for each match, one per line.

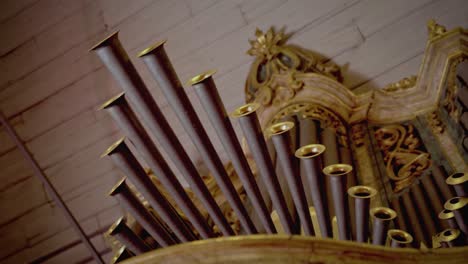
left=446, top=172, right=468, bottom=185
left=267, top=121, right=295, bottom=136
left=99, top=92, right=126, bottom=110
left=347, top=185, right=377, bottom=199
left=322, top=164, right=353, bottom=177
left=231, top=103, right=260, bottom=118
left=137, top=40, right=167, bottom=57
left=295, top=144, right=326, bottom=159
left=444, top=197, right=468, bottom=211
left=439, top=228, right=461, bottom=242
left=112, top=246, right=131, bottom=263
left=108, top=216, right=126, bottom=235
left=187, top=70, right=217, bottom=86
left=108, top=177, right=127, bottom=196
left=438, top=209, right=455, bottom=220
left=89, top=31, right=120, bottom=51
left=387, top=229, right=413, bottom=244
left=101, top=137, right=126, bottom=158
left=370, top=207, right=397, bottom=220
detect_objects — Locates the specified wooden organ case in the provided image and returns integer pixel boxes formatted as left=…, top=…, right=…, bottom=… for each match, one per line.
left=91, top=20, right=468, bottom=263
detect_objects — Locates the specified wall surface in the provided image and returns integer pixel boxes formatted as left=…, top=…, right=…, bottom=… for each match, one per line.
left=0, top=0, right=466, bottom=263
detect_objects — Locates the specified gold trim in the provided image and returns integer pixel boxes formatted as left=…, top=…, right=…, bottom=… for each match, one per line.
left=231, top=103, right=261, bottom=118
left=137, top=40, right=167, bottom=57
left=444, top=197, right=468, bottom=211
left=108, top=177, right=127, bottom=196
left=267, top=121, right=294, bottom=137
left=89, top=31, right=119, bottom=51
left=438, top=229, right=461, bottom=242
left=347, top=186, right=377, bottom=199
left=99, top=92, right=126, bottom=110
left=108, top=216, right=125, bottom=235
left=446, top=172, right=468, bottom=185
left=295, top=144, right=326, bottom=159
left=322, top=164, right=353, bottom=177
left=438, top=209, right=455, bottom=220
left=101, top=137, right=126, bottom=158
left=187, top=70, right=217, bottom=86
left=387, top=229, right=413, bottom=244
left=370, top=207, right=397, bottom=220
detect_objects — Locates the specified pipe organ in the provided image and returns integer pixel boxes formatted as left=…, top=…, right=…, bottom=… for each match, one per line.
left=88, top=20, right=467, bottom=263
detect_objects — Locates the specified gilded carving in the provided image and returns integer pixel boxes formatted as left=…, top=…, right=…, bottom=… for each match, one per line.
left=383, top=75, right=417, bottom=92
left=351, top=123, right=367, bottom=147
left=245, top=27, right=341, bottom=103
left=267, top=102, right=348, bottom=145
left=374, top=124, right=431, bottom=192
left=442, top=56, right=467, bottom=120
left=427, top=19, right=447, bottom=40
left=427, top=110, right=445, bottom=134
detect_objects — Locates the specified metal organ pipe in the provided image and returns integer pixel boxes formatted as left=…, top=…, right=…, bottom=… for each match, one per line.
left=387, top=229, right=414, bottom=248
left=100, top=93, right=213, bottom=239
left=189, top=71, right=276, bottom=234
left=446, top=172, right=468, bottom=197
left=269, top=122, right=315, bottom=236
left=348, top=185, right=377, bottom=243
left=90, top=33, right=233, bottom=237
left=108, top=217, right=152, bottom=254
left=138, top=41, right=255, bottom=235
left=370, top=207, right=397, bottom=246
left=232, top=104, right=294, bottom=234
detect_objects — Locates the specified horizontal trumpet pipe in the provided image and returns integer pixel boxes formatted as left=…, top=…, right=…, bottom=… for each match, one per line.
left=446, top=172, right=468, bottom=197
left=108, top=178, right=175, bottom=246
left=444, top=197, right=468, bottom=237
left=103, top=138, right=196, bottom=242
left=388, top=229, right=414, bottom=248
left=111, top=246, right=133, bottom=264
left=296, top=144, right=332, bottom=238
left=139, top=41, right=252, bottom=235
left=438, top=228, right=464, bottom=247
left=101, top=93, right=213, bottom=239
left=91, top=34, right=232, bottom=237
left=232, top=104, right=294, bottom=234
left=189, top=71, right=275, bottom=234
left=108, top=217, right=151, bottom=254
left=438, top=209, right=458, bottom=229
left=370, top=207, right=397, bottom=246
left=269, top=122, right=315, bottom=236
left=323, top=164, right=352, bottom=240
left=348, top=186, right=377, bottom=243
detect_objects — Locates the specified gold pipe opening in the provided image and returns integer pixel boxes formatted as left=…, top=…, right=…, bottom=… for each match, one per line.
left=230, top=103, right=260, bottom=118
left=101, top=137, right=126, bottom=158
left=267, top=121, right=295, bottom=137
left=444, top=197, right=468, bottom=211
left=108, top=216, right=126, bottom=235
left=322, top=164, right=353, bottom=177
left=89, top=31, right=120, bottom=51
left=439, top=228, right=461, bottom=242
left=446, top=172, right=468, bottom=185
left=438, top=209, right=455, bottom=220
left=387, top=229, right=413, bottom=244
left=99, top=92, right=126, bottom=110
left=137, top=40, right=167, bottom=57
left=108, top=177, right=127, bottom=196
left=370, top=207, right=397, bottom=221
left=347, top=186, right=377, bottom=199
left=295, top=144, right=326, bottom=159
left=187, top=70, right=217, bottom=86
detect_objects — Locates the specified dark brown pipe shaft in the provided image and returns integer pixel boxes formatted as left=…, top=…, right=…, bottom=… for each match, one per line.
left=109, top=178, right=175, bottom=246
left=432, top=166, right=455, bottom=201
left=190, top=72, right=275, bottom=234
left=370, top=207, right=397, bottom=246
left=348, top=186, right=377, bottom=243
left=439, top=209, right=459, bottom=229
left=232, top=104, right=294, bottom=234
left=410, top=183, right=437, bottom=243
left=269, top=122, right=314, bottom=236
left=388, top=229, right=414, bottom=248
left=444, top=197, right=468, bottom=238
left=91, top=33, right=232, bottom=236
left=390, top=197, right=408, bottom=231
left=401, top=191, right=425, bottom=245
left=109, top=217, right=151, bottom=254
left=296, top=144, right=332, bottom=238
left=111, top=247, right=133, bottom=264
left=101, top=93, right=213, bottom=239
left=298, top=117, right=319, bottom=206
left=323, top=164, right=352, bottom=240
left=103, top=138, right=196, bottom=242
left=339, top=146, right=356, bottom=188
left=420, top=174, right=447, bottom=230
left=446, top=172, right=468, bottom=197
left=438, top=228, right=464, bottom=247
left=139, top=42, right=254, bottom=234
left=320, top=127, right=339, bottom=166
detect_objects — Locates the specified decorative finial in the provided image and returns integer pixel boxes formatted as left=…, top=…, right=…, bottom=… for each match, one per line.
left=427, top=19, right=447, bottom=40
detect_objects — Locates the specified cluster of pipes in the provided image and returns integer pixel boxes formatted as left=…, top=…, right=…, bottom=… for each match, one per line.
left=89, top=32, right=468, bottom=263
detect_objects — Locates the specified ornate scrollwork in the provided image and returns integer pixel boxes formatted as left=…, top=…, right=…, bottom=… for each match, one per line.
left=267, top=102, right=348, bottom=146
left=427, top=110, right=445, bottom=134
left=427, top=19, right=447, bottom=40
left=245, top=27, right=341, bottom=103
left=383, top=75, right=417, bottom=92
left=442, top=56, right=467, bottom=120
left=351, top=123, right=367, bottom=147
left=374, top=124, right=431, bottom=192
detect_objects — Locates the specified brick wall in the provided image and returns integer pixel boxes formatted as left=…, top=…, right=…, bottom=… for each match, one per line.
left=0, top=0, right=466, bottom=263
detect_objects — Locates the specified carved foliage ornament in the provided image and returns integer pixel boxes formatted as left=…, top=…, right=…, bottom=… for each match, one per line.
left=245, top=27, right=341, bottom=103
left=374, top=124, right=431, bottom=192
left=442, top=55, right=467, bottom=121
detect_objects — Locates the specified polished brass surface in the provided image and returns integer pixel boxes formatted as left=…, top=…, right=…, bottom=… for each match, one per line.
left=295, top=144, right=326, bottom=159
